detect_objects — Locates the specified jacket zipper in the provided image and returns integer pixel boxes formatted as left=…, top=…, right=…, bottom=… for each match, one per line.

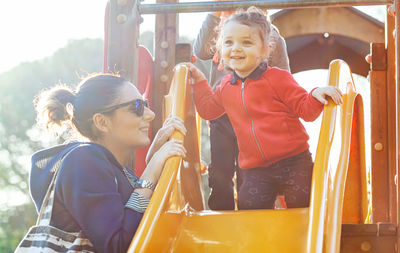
left=241, top=81, right=269, bottom=163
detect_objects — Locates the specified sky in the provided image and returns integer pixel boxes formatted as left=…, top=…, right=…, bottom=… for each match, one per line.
left=0, top=0, right=207, bottom=74
left=0, top=0, right=107, bottom=73
left=0, top=1, right=385, bottom=75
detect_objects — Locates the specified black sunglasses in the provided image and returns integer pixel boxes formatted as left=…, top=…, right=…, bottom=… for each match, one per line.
left=99, top=99, right=149, bottom=116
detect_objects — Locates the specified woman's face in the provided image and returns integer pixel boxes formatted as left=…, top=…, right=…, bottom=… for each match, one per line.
left=105, top=82, right=155, bottom=148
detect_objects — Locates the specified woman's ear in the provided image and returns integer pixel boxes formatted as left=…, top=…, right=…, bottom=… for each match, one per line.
left=92, top=113, right=111, bottom=133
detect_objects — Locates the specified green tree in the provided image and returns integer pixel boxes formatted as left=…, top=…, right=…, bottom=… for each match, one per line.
left=0, top=38, right=103, bottom=196
left=0, top=38, right=103, bottom=252
left=0, top=203, right=37, bottom=252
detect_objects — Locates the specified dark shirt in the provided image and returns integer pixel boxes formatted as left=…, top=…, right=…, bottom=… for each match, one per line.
left=30, top=142, right=143, bottom=253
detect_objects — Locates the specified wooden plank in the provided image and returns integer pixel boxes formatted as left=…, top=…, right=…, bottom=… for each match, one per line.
left=175, top=43, right=192, bottom=64
left=371, top=43, right=386, bottom=71
left=386, top=13, right=398, bottom=224
left=272, top=8, right=384, bottom=45
left=107, top=0, right=139, bottom=84
left=341, top=223, right=397, bottom=236
left=152, top=0, right=178, bottom=136
left=288, top=36, right=369, bottom=76
left=394, top=1, right=400, bottom=252
left=340, top=223, right=397, bottom=253
left=370, top=69, right=389, bottom=222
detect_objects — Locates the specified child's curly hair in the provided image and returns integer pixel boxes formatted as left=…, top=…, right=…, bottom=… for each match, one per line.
left=215, top=6, right=273, bottom=71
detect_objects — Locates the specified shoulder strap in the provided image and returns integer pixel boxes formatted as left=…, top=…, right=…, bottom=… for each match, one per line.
left=122, top=167, right=138, bottom=189
left=35, top=145, right=78, bottom=226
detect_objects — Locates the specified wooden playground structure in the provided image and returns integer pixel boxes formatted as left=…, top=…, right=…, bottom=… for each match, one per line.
left=104, top=0, right=400, bottom=252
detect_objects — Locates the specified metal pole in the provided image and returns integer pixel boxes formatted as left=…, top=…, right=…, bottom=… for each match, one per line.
left=139, top=0, right=393, bottom=14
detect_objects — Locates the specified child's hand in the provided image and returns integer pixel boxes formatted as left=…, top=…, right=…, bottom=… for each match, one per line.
left=312, top=87, right=343, bottom=105
left=184, top=62, right=207, bottom=83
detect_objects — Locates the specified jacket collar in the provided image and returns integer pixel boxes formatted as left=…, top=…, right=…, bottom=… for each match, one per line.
left=230, top=62, right=268, bottom=85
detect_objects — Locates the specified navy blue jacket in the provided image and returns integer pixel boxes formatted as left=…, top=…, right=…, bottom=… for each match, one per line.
left=30, top=142, right=143, bottom=253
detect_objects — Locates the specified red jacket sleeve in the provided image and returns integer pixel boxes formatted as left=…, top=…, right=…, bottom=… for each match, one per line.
left=192, top=79, right=226, bottom=120
left=268, top=69, right=323, bottom=122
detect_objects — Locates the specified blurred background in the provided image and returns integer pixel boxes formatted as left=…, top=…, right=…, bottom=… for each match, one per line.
left=0, top=1, right=384, bottom=251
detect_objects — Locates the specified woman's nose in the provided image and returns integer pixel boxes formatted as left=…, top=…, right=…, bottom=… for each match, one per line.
left=143, top=106, right=155, bottom=122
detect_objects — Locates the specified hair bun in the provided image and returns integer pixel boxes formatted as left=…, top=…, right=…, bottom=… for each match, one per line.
left=34, top=85, right=75, bottom=132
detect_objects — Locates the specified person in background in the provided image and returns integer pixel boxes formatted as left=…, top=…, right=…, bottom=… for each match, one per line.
left=193, top=1, right=290, bottom=210
left=188, top=7, right=342, bottom=210
left=30, top=73, right=186, bottom=253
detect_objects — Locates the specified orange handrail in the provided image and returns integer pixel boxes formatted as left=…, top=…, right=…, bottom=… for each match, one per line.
left=307, top=59, right=367, bottom=253
left=128, top=64, right=205, bottom=252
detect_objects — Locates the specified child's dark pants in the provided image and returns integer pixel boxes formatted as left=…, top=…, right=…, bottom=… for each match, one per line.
left=238, top=150, right=313, bottom=210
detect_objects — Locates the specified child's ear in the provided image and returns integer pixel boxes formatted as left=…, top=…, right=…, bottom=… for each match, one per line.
left=92, top=113, right=111, bottom=133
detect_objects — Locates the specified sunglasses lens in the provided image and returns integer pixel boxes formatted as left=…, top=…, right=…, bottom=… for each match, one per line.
left=134, top=99, right=148, bottom=116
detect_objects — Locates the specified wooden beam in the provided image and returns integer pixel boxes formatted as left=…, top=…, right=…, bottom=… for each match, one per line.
left=341, top=223, right=396, bottom=253
left=288, top=36, right=369, bottom=76
left=139, top=0, right=392, bottom=14
left=395, top=0, right=400, bottom=252
left=152, top=0, right=178, bottom=136
left=370, top=66, right=389, bottom=222
left=386, top=10, right=398, bottom=224
left=273, top=7, right=384, bottom=44
left=107, top=0, right=139, bottom=84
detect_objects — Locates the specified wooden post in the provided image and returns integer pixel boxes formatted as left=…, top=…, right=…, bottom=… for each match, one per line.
left=152, top=0, right=178, bottom=136
left=386, top=7, right=398, bottom=224
left=106, top=0, right=140, bottom=84
left=370, top=43, right=390, bottom=222
left=395, top=0, right=400, bottom=252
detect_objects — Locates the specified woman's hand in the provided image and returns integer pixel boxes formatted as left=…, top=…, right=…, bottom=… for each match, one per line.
left=139, top=116, right=187, bottom=198
left=185, top=62, right=207, bottom=83
left=152, top=138, right=187, bottom=166
left=312, top=86, right=343, bottom=105
left=137, top=138, right=186, bottom=198
left=146, top=115, right=187, bottom=164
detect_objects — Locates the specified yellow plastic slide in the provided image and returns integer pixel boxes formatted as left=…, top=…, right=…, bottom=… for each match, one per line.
left=127, top=60, right=368, bottom=253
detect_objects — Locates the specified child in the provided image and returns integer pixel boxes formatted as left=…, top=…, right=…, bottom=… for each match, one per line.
left=193, top=5, right=290, bottom=210
left=187, top=7, right=342, bottom=210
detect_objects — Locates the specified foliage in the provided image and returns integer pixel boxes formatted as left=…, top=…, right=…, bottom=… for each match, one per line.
left=0, top=38, right=103, bottom=252
left=0, top=202, right=37, bottom=253
left=0, top=38, right=103, bottom=194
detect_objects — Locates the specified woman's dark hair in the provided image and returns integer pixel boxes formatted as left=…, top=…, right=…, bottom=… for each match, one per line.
left=34, top=73, right=129, bottom=140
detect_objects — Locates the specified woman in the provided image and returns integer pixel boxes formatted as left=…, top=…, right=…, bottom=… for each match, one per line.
left=30, top=73, right=186, bottom=252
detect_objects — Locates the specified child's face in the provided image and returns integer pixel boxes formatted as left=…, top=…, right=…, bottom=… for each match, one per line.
left=222, top=21, right=267, bottom=78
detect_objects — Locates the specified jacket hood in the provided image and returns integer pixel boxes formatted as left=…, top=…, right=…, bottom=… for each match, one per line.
left=29, top=142, right=81, bottom=213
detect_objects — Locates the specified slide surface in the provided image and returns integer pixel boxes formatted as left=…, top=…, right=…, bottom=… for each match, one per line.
left=128, top=60, right=367, bottom=253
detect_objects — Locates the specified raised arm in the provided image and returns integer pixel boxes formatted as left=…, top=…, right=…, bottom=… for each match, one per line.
left=193, top=13, right=221, bottom=60
left=268, top=25, right=291, bottom=72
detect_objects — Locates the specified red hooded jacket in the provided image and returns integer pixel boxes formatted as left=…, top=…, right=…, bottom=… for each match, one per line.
left=192, top=66, right=323, bottom=169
